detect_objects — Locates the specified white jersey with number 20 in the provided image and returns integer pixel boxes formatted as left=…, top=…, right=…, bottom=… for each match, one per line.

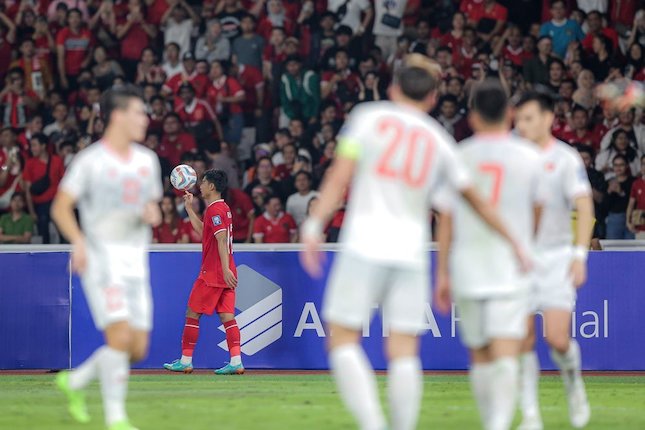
left=337, top=101, right=471, bottom=267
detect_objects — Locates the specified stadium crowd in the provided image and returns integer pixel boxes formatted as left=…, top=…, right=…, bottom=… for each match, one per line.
left=0, top=0, right=644, bottom=245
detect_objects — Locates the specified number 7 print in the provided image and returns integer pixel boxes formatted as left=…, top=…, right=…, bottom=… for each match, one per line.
left=478, top=163, right=504, bottom=206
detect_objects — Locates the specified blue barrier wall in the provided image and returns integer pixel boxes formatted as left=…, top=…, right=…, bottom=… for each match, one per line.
left=2, top=250, right=645, bottom=370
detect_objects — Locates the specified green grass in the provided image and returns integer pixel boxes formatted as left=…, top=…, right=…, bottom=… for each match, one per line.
left=1, top=373, right=644, bottom=429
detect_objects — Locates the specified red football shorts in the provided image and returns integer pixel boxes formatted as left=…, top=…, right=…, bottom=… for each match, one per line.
left=187, top=279, right=236, bottom=315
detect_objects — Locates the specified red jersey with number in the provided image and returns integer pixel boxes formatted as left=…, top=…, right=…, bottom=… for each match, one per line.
left=199, top=199, right=237, bottom=287
left=56, top=27, right=93, bottom=76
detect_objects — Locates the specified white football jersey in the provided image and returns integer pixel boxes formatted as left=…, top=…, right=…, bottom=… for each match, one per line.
left=60, top=142, right=163, bottom=251
left=535, top=140, right=591, bottom=249
left=337, top=101, right=471, bottom=267
left=438, top=133, right=544, bottom=298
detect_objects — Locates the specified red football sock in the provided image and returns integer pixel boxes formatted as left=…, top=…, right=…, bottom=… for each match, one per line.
left=224, top=319, right=241, bottom=357
left=181, top=317, right=200, bottom=357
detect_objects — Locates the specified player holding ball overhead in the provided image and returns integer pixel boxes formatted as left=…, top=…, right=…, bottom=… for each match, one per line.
left=164, top=169, right=243, bottom=375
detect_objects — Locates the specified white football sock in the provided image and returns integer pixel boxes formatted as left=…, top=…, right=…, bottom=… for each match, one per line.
left=230, top=355, right=242, bottom=366
left=180, top=355, right=192, bottom=366
left=388, top=356, right=422, bottom=430
left=550, top=339, right=581, bottom=389
left=329, top=344, right=386, bottom=430
left=69, top=346, right=107, bottom=390
left=519, top=351, right=541, bottom=419
left=98, top=347, right=130, bottom=426
left=488, top=357, right=519, bottom=430
left=469, top=362, right=493, bottom=426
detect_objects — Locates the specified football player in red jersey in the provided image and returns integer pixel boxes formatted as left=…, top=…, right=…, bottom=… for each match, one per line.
left=164, top=169, right=244, bottom=375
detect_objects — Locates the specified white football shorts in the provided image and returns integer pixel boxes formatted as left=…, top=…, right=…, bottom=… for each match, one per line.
left=531, top=246, right=576, bottom=312
left=323, top=251, right=430, bottom=335
left=455, top=293, right=529, bottom=349
left=81, top=244, right=153, bottom=331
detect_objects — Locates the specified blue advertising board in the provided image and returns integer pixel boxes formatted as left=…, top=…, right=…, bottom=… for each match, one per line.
left=1, top=250, right=644, bottom=370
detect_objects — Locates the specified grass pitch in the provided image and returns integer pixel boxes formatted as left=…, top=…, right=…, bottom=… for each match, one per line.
left=1, top=372, right=644, bottom=430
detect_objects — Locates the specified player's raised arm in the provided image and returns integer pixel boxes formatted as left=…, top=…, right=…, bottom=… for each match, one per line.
left=51, top=190, right=86, bottom=273
left=460, top=187, right=532, bottom=272
left=184, top=191, right=203, bottom=236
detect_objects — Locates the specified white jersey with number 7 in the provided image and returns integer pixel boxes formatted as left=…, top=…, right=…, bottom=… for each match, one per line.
left=336, top=101, right=471, bottom=267
left=438, top=133, right=545, bottom=298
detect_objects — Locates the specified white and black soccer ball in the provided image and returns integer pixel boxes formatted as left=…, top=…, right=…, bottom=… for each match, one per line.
left=170, top=164, right=197, bottom=190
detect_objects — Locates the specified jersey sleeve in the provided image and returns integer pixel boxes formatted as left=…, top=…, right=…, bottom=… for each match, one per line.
left=442, top=142, right=472, bottom=192
left=432, top=183, right=457, bottom=214
left=564, top=152, right=592, bottom=203
left=335, top=106, right=369, bottom=161
left=253, top=217, right=265, bottom=238
left=149, top=155, right=163, bottom=202
left=210, top=206, right=228, bottom=236
left=59, top=153, right=90, bottom=200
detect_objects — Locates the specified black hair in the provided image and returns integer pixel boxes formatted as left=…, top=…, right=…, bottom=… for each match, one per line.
left=150, top=95, right=165, bottom=104
left=203, top=169, right=228, bottom=194
left=612, top=154, right=632, bottom=175
left=7, top=67, right=25, bottom=78
left=514, top=90, right=555, bottom=112
left=549, top=58, right=565, bottom=69
left=436, top=46, right=452, bottom=55
left=587, top=9, right=602, bottom=19
left=10, top=191, right=26, bottom=201
left=30, top=133, right=48, bottom=146
left=275, top=128, right=292, bottom=137
left=67, top=7, right=82, bottom=18
left=240, top=13, right=257, bottom=23
left=551, top=0, right=565, bottom=7
left=256, top=156, right=273, bottom=167
left=165, top=42, right=181, bottom=52
left=99, top=84, right=144, bottom=126
left=575, top=144, right=595, bottom=158
left=295, top=170, right=313, bottom=182
left=471, top=79, right=508, bottom=124
left=537, top=35, right=552, bottom=45
left=571, top=105, right=588, bottom=116
left=439, top=94, right=459, bottom=106
left=163, top=111, right=182, bottom=122
left=395, top=66, right=440, bottom=101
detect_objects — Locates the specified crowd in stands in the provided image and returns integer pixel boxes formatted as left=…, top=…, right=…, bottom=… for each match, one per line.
left=0, top=0, right=645, bottom=245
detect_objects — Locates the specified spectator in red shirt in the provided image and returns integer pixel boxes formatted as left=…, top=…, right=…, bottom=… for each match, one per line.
left=56, top=8, right=93, bottom=91
left=321, top=49, right=361, bottom=107
left=470, top=0, right=507, bottom=43
left=115, top=0, right=158, bottom=81
left=159, top=112, right=198, bottom=166
left=581, top=10, right=618, bottom=54
left=627, top=156, right=645, bottom=239
left=10, top=39, right=54, bottom=99
left=207, top=60, right=245, bottom=145
left=257, top=0, right=296, bottom=40
left=175, top=82, right=223, bottom=151
left=253, top=195, right=297, bottom=243
left=231, top=63, right=265, bottom=122
left=226, top=187, right=255, bottom=243
left=562, top=106, right=594, bottom=147
left=273, top=143, right=296, bottom=181
left=162, top=51, right=210, bottom=100
left=22, top=133, right=65, bottom=244
left=493, top=25, right=532, bottom=67
left=453, top=27, right=478, bottom=79
left=153, top=193, right=189, bottom=243
left=17, top=115, right=44, bottom=158
left=1, top=68, right=40, bottom=130
left=33, top=16, right=55, bottom=68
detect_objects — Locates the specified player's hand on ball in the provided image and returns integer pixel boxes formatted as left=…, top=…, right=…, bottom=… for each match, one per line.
left=71, top=239, right=88, bottom=275
left=434, top=271, right=452, bottom=315
left=224, top=268, right=238, bottom=289
left=569, top=259, right=587, bottom=288
left=142, top=201, right=162, bottom=227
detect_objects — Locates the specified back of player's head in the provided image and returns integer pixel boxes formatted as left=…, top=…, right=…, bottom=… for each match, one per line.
left=203, top=169, right=228, bottom=194
left=514, top=90, right=555, bottom=113
left=100, top=84, right=144, bottom=126
left=394, top=54, right=442, bottom=101
left=470, top=79, right=508, bottom=124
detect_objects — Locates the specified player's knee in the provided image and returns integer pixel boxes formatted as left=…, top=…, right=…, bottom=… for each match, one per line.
left=130, top=344, right=148, bottom=363
left=185, top=308, right=201, bottom=319
left=385, top=333, right=418, bottom=361
left=218, top=313, right=235, bottom=323
left=546, top=333, right=569, bottom=354
left=105, top=327, right=133, bottom=352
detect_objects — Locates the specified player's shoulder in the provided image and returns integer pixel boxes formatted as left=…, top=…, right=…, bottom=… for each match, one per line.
left=553, top=139, right=584, bottom=164
left=132, top=143, right=160, bottom=163
left=69, top=143, right=104, bottom=166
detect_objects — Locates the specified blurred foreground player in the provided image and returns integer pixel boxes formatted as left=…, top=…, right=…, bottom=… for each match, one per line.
left=300, top=54, right=530, bottom=430
left=514, top=91, right=594, bottom=430
left=435, top=80, right=544, bottom=430
left=163, top=170, right=243, bottom=375
left=52, top=85, right=163, bottom=430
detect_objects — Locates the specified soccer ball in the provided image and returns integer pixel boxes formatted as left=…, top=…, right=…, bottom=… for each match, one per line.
left=170, top=164, right=197, bottom=190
